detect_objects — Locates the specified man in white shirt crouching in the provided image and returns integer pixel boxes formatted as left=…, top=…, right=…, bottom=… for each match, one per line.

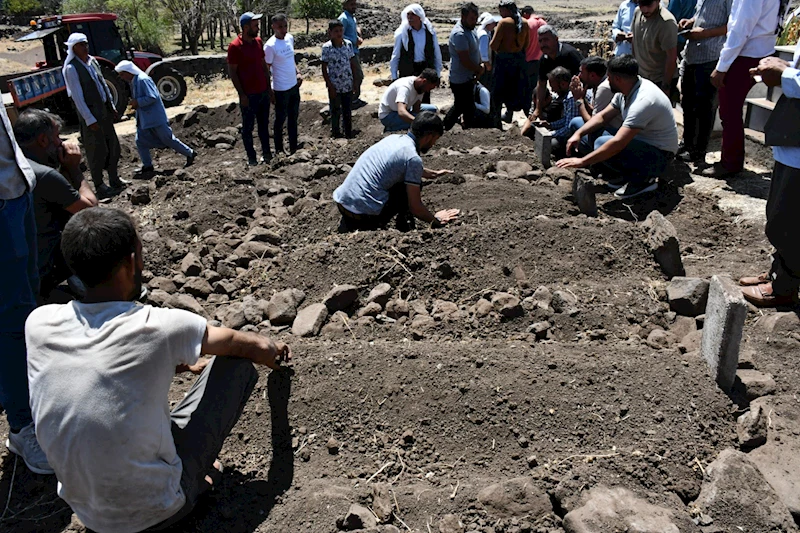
left=25, top=207, right=291, bottom=533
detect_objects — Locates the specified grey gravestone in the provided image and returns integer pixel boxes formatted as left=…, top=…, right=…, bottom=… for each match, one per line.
left=533, top=126, right=553, bottom=169
left=701, top=276, right=747, bottom=393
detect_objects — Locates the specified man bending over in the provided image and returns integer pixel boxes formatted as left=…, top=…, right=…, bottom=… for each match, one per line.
left=333, top=112, right=460, bottom=232
left=26, top=207, right=291, bottom=532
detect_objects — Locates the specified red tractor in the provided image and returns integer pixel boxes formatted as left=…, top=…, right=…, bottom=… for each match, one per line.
left=8, top=13, right=187, bottom=119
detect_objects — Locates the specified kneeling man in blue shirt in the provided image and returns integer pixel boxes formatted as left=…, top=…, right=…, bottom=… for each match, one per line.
left=115, top=61, right=196, bottom=174
left=333, top=112, right=460, bottom=232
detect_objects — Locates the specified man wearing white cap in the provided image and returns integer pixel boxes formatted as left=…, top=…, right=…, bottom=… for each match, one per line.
left=62, top=32, right=125, bottom=198
left=115, top=61, right=196, bottom=174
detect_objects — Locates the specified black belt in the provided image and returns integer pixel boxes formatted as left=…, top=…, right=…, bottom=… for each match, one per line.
left=337, top=203, right=366, bottom=221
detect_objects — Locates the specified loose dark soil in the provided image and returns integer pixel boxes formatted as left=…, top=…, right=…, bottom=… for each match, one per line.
left=1, top=100, right=798, bottom=533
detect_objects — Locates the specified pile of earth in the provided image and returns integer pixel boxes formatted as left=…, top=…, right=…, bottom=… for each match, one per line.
left=2, top=100, right=800, bottom=533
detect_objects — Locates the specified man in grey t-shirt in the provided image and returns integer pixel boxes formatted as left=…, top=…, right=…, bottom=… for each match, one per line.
left=443, top=2, right=484, bottom=130
left=333, top=112, right=460, bottom=232
left=26, top=208, right=291, bottom=532
left=557, top=55, right=678, bottom=200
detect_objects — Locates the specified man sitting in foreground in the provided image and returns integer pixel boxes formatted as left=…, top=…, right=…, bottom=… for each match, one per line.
left=378, top=68, right=440, bottom=131
left=556, top=55, right=678, bottom=200
left=13, top=109, right=97, bottom=300
left=26, top=207, right=291, bottom=533
left=333, top=112, right=460, bottom=232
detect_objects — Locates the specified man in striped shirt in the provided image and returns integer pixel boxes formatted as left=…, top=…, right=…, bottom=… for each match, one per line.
left=704, top=0, right=781, bottom=177
left=677, top=0, right=732, bottom=163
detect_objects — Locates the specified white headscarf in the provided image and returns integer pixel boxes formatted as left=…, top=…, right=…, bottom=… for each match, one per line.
left=395, top=4, right=436, bottom=50
left=62, top=33, right=88, bottom=97
left=478, top=12, right=500, bottom=32
left=115, top=60, right=145, bottom=77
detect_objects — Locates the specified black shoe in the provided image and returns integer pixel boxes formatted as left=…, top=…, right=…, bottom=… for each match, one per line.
left=260, top=154, right=272, bottom=165
left=614, top=179, right=658, bottom=199
left=247, top=158, right=259, bottom=167
left=136, top=165, right=155, bottom=175
left=96, top=183, right=120, bottom=199
left=111, top=177, right=131, bottom=187
left=184, top=150, right=197, bottom=168
left=679, top=150, right=704, bottom=164
left=352, top=99, right=367, bottom=110
left=676, top=142, right=691, bottom=155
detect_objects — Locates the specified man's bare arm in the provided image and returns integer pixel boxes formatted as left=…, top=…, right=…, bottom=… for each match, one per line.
left=202, top=325, right=291, bottom=370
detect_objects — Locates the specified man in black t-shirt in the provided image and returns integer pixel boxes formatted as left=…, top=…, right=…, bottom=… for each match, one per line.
left=13, top=109, right=97, bottom=299
left=530, top=25, right=584, bottom=118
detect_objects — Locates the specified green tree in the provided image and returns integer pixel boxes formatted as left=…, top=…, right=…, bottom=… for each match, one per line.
left=6, top=0, right=43, bottom=14
left=292, top=0, right=339, bottom=34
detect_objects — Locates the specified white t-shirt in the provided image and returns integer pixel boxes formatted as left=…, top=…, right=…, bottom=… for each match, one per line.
left=378, top=76, right=423, bottom=119
left=26, top=301, right=208, bottom=533
left=264, top=34, right=298, bottom=91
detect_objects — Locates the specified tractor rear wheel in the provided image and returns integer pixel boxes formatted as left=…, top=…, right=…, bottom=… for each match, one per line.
left=101, top=65, right=130, bottom=118
left=150, top=65, right=187, bottom=107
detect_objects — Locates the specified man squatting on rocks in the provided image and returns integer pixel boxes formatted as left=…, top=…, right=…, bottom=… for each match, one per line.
left=333, top=112, right=460, bottom=232
left=389, top=4, right=443, bottom=105
left=322, top=19, right=358, bottom=138
left=556, top=55, right=678, bottom=200
left=62, top=32, right=126, bottom=199
left=13, top=109, right=97, bottom=301
left=25, top=207, right=292, bottom=532
left=114, top=61, right=197, bottom=174
left=265, top=14, right=304, bottom=155
left=227, top=11, right=273, bottom=166
left=739, top=42, right=800, bottom=308
left=378, top=69, right=440, bottom=132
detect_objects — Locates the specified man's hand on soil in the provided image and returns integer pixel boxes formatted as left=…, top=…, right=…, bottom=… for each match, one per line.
left=430, top=169, right=454, bottom=178
left=556, top=157, right=585, bottom=170
left=434, top=208, right=460, bottom=224
left=253, top=338, right=292, bottom=370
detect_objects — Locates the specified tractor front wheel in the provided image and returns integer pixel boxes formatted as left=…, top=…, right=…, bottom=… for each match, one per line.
left=150, top=65, right=187, bottom=107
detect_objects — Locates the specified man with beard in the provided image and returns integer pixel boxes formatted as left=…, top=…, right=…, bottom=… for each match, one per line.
left=227, top=12, right=272, bottom=166
left=530, top=25, right=583, bottom=120
left=25, top=207, right=292, bottom=532
left=556, top=55, right=678, bottom=200
left=13, top=109, right=97, bottom=300
left=333, top=112, right=460, bottom=232
left=443, top=2, right=484, bottom=130
left=378, top=69, right=439, bottom=131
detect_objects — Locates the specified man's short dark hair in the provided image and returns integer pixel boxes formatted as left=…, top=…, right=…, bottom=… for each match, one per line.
left=411, top=111, right=444, bottom=138
left=328, top=19, right=344, bottom=31
left=547, top=66, right=571, bottom=84
left=581, top=56, right=608, bottom=77
left=61, top=208, right=139, bottom=288
left=272, top=13, right=287, bottom=24
left=13, top=108, right=63, bottom=147
left=461, top=2, right=479, bottom=16
left=608, top=55, right=639, bottom=79
left=419, top=68, right=440, bottom=86
left=520, top=5, right=534, bottom=15
left=638, top=0, right=658, bottom=5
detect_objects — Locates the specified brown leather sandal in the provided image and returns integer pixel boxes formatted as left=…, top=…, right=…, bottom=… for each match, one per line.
left=741, top=283, right=795, bottom=308
left=739, top=272, right=770, bottom=286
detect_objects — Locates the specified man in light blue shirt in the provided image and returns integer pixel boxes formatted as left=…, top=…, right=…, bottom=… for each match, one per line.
left=115, top=61, right=196, bottom=174
left=740, top=45, right=800, bottom=307
left=612, top=0, right=638, bottom=56
left=333, top=112, right=459, bottom=232
left=339, top=0, right=365, bottom=105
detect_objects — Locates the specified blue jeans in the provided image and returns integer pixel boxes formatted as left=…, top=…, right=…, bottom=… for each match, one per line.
left=569, top=118, right=618, bottom=156
left=241, top=90, right=272, bottom=161
left=274, top=84, right=301, bottom=153
left=594, top=133, right=672, bottom=184
left=380, top=104, right=438, bottom=132
left=0, top=192, right=38, bottom=430
left=136, top=124, right=193, bottom=167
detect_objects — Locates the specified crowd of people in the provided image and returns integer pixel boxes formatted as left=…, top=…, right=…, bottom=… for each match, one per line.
left=0, top=0, right=798, bottom=531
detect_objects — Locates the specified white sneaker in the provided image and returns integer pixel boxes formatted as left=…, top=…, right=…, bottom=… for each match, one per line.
left=6, top=423, right=54, bottom=475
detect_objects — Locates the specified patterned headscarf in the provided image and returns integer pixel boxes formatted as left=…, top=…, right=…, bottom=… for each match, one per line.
left=395, top=4, right=436, bottom=50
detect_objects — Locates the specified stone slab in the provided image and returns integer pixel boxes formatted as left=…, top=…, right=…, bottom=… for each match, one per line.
left=533, top=126, right=553, bottom=169
left=701, top=276, right=747, bottom=393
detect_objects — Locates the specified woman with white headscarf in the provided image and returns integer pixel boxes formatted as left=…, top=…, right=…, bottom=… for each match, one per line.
left=389, top=4, right=442, bottom=103
left=115, top=61, right=196, bottom=174
left=476, top=12, right=499, bottom=88
left=62, top=32, right=124, bottom=198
